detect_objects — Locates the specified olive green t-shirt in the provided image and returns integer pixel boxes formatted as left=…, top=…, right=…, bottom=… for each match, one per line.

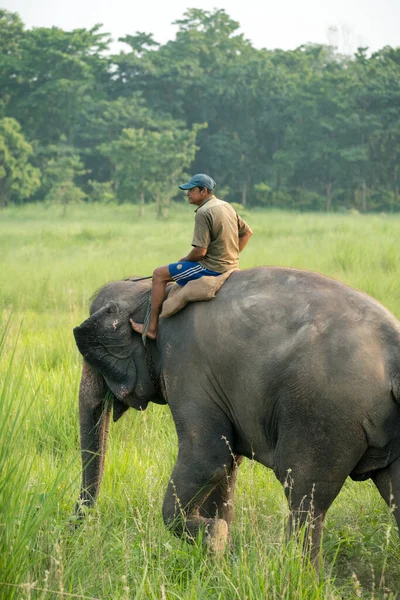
left=192, top=196, right=251, bottom=273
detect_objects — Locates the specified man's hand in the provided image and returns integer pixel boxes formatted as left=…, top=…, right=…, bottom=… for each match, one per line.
left=179, top=246, right=207, bottom=262
left=239, top=229, right=252, bottom=252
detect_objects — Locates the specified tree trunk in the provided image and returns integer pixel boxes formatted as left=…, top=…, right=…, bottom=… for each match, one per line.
left=59, top=184, right=67, bottom=217
left=76, top=361, right=111, bottom=512
left=156, top=194, right=162, bottom=218
left=276, top=169, right=281, bottom=192
left=162, top=196, right=170, bottom=219
left=241, top=181, right=247, bottom=207
left=114, top=177, right=122, bottom=205
left=140, top=191, right=145, bottom=217
left=354, top=188, right=359, bottom=209
left=361, top=181, right=367, bottom=212
left=0, top=179, right=6, bottom=208
left=326, top=182, right=333, bottom=212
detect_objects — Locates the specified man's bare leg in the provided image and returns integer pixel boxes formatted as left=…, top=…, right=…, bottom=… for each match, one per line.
left=130, top=266, right=173, bottom=339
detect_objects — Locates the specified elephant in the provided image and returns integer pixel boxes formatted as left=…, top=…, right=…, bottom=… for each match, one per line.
left=73, top=266, right=400, bottom=561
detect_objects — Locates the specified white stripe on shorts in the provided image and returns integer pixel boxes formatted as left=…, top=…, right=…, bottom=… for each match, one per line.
left=173, top=265, right=205, bottom=281
left=173, top=265, right=204, bottom=281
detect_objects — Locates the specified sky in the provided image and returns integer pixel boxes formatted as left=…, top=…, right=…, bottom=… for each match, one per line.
left=2, top=0, right=400, bottom=55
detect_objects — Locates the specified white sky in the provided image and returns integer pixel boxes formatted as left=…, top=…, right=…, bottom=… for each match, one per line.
left=2, top=0, right=400, bottom=54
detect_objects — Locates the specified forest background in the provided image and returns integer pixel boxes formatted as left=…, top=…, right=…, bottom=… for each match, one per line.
left=1, top=7, right=400, bottom=214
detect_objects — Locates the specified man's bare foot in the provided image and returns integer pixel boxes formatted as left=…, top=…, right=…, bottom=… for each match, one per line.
left=130, top=319, right=157, bottom=340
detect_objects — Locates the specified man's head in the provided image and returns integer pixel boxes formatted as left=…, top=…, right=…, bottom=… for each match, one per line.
left=179, top=173, right=216, bottom=206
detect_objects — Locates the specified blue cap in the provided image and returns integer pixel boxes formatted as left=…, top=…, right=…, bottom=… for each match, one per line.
left=179, top=173, right=216, bottom=190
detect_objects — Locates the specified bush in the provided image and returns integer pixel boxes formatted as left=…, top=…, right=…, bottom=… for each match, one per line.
left=88, top=180, right=115, bottom=204
left=45, top=180, right=86, bottom=216
left=289, top=188, right=326, bottom=211
left=254, top=182, right=272, bottom=206
left=269, top=190, right=293, bottom=208
left=230, top=201, right=249, bottom=216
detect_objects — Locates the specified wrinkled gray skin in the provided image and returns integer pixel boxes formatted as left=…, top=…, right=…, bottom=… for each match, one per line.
left=74, top=267, right=400, bottom=561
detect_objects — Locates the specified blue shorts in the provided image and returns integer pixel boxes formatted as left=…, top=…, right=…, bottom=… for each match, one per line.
left=168, top=261, right=221, bottom=287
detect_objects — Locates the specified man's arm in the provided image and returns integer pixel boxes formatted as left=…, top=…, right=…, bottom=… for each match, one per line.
left=238, top=229, right=252, bottom=252
left=179, top=246, right=207, bottom=262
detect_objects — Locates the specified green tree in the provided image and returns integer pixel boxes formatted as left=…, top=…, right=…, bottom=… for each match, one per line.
left=0, top=117, right=40, bottom=207
left=0, top=10, right=25, bottom=115
left=88, top=180, right=115, bottom=204
left=78, top=94, right=163, bottom=189
left=100, top=127, right=154, bottom=212
left=43, top=140, right=86, bottom=216
left=2, top=8, right=400, bottom=212
left=101, top=122, right=205, bottom=216
left=361, top=47, right=400, bottom=209
left=111, top=9, right=262, bottom=204
left=7, top=23, right=112, bottom=147
left=151, top=123, right=206, bottom=217
left=272, top=48, right=352, bottom=210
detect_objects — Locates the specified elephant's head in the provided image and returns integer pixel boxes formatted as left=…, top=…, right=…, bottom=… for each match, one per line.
left=73, top=290, right=162, bottom=413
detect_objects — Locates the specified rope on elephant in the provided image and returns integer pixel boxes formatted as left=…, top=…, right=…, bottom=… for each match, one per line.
left=142, top=294, right=152, bottom=346
left=124, top=275, right=153, bottom=282
left=141, top=294, right=166, bottom=401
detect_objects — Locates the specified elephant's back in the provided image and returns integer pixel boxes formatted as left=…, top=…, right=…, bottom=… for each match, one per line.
left=216, top=266, right=399, bottom=332
left=160, top=266, right=400, bottom=373
left=179, top=266, right=400, bottom=380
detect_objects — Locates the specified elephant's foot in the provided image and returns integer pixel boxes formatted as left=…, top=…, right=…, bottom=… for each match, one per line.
left=206, top=518, right=228, bottom=553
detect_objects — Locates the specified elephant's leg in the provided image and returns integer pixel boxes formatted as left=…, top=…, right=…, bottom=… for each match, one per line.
left=276, top=439, right=364, bottom=569
left=371, top=456, right=400, bottom=535
left=285, top=483, right=327, bottom=570
left=162, top=432, right=235, bottom=552
left=76, top=360, right=111, bottom=513
left=199, top=455, right=243, bottom=544
left=275, top=412, right=368, bottom=570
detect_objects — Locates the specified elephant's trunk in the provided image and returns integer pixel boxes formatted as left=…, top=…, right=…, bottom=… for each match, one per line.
left=75, top=361, right=111, bottom=513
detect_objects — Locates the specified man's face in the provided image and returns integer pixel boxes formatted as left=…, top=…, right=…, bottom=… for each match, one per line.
left=186, top=187, right=209, bottom=206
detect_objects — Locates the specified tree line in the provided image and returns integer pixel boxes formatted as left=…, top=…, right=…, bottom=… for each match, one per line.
left=1, top=8, right=400, bottom=212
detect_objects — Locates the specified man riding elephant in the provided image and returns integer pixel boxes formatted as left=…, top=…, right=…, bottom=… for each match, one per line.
left=74, top=265, right=400, bottom=564
left=130, top=173, right=253, bottom=339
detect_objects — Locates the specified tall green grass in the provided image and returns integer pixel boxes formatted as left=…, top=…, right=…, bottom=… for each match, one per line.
left=0, top=203, right=399, bottom=599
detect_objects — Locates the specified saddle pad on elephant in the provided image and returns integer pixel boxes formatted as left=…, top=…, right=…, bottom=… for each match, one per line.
left=160, top=268, right=238, bottom=319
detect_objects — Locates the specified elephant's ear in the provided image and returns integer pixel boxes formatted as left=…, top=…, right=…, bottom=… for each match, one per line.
left=73, top=301, right=137, bottom=401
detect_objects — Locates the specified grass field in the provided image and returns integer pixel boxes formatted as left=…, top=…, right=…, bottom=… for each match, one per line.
left=1, top=202, right=400, bottom=599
